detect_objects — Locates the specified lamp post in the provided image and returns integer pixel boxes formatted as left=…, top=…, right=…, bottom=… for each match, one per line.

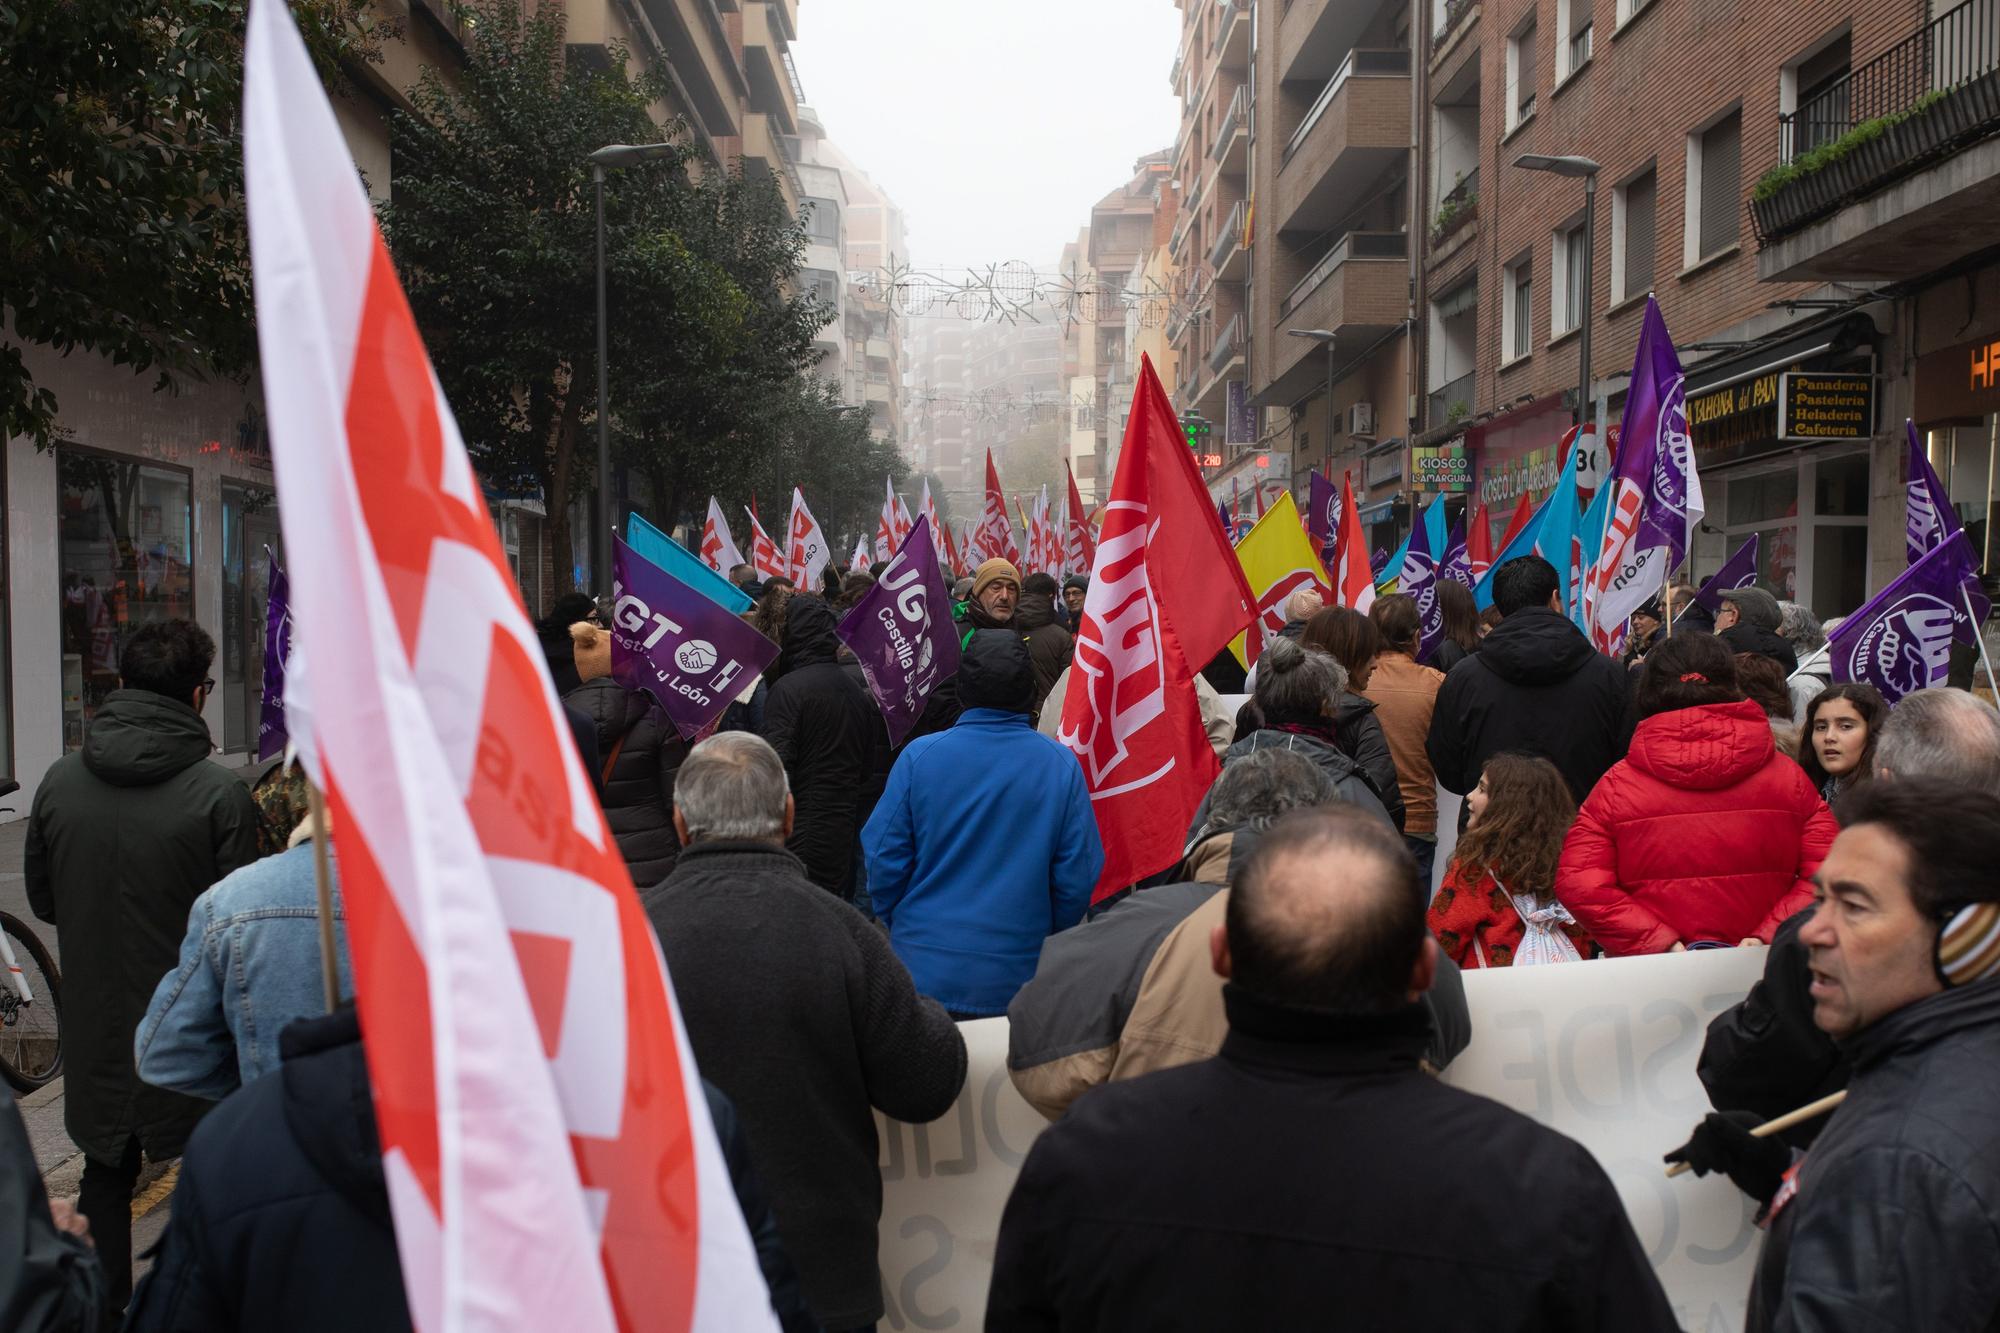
left=1513, top=154, right=1601, bottom=449
left=588, top=142, right=677, bottom=593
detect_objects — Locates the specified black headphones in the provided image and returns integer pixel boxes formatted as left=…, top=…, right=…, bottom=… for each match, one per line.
left=1935, top=901, right=2000, bottom=988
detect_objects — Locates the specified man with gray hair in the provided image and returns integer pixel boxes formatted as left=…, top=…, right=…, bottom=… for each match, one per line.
left=642, top=731, right=966, bottom=1333
left=1700, top=686, right=2000, bottom=1140
left=1006, top=749, right=1467, bottom=1121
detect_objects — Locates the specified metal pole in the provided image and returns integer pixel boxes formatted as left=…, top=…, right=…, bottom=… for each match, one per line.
left=1966, top=583, right=2000, bottom=702
left=594, top=163, right=611, bottom=595
left=1325, top=342, right=1336, bottom=472
left=1578, top=174, right=1596, bottom=436
left=308, top=783, right=340, bottom=1013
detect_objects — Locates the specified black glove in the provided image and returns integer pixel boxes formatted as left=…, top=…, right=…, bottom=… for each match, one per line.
left=1664, top=1110, right=1792, bottom=1205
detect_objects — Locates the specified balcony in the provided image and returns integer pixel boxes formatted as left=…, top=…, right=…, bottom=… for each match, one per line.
left=1258, top=231, right=1407, bottom=405
left=1209, top=198, right=1249, bottom=279
left=1211, top=84, right=1249, bottom=174
left=631, top=0, right=746, bottom=139
left=1209, top=314, right=1245, bottom=375
left=742, top=1, right=798, bottom=135
left=1215, top=1, right=1250, bottom=75
left=1427, top=371, right=1474, bottom=428
left=1279, top=0, right=1394, bottom=86
left=1277, top=49, right=1413, bottom=233
left=1430, top=167, right=1479, bottom=244
left=1758, top=0, right=2000, bottom=281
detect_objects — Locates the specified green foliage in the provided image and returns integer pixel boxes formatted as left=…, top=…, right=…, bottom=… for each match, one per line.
left=1431, top=191, right=1476, bottom=242
left=378, top=1, right=863, bottom=588
left=1752, top=89, right=1949, bottom=202
left=0, top=0, right=389, bottom=449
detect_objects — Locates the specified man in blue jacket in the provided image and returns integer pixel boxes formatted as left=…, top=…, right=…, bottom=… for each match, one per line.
left=864, top=630, right=1103, bottom=1018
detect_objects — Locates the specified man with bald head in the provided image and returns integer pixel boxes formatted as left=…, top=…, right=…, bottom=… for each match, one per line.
left=987, top=806, right=1674, bottom=1331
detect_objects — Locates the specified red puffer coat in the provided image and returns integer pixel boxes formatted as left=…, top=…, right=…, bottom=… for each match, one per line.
left=1554, top=700, right=1836, bottom=955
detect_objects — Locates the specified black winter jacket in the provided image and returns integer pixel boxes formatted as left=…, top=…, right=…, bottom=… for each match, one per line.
left=988, top=988, right=1677, bottom=1332
left=1188, top=728, right=1394, bottom=834
left=1748, top=981, right=2000, bottom=1332
left=1012, top=594, right=1075, bottom=713
left=25, top=690, right=262, bottom=1163
left=1228, top=696, right=1406, bottom=830
left=643, top=840, right=966, bottom=1328
left=126, top=1008, right=816, bottom=1332
left=1, top=1093, right=101, bottom=1330
left=1720, top=622, right=1801, bottom=674
left=1426, top=607, right=1633, bottom=804
left=1699, top=907, right=1846, bottom=1146
left=764, top=595, right=876, bottom=897
left=564, top=676, right=687, bottom=886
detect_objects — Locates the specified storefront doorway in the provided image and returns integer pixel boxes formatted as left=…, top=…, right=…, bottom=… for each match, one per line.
left=1692, top=445, right=1870, bottom=616
left=221, top=483, right=281, bottom=757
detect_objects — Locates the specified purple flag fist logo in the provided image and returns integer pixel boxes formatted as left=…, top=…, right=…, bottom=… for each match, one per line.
left=1847, top=593, right=1955, bottom=701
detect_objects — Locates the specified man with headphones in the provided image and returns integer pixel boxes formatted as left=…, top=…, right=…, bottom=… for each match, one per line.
left=1672, top=778, right=2000, bottom=1331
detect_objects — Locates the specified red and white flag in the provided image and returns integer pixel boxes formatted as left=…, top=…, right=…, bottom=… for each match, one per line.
left=1331, top=470, right=1376, bottom=612
left=1029, top=485, right=1060, bottom=579
left=973, top=451, right=1021, bottom=565
left=847, top=535, right=871, bottom=573
left=1466, top=499, right=1495, bottom=582
left=700, top=496, right=744, bottom=575
left=919, top=479, right=943, bottom=546
left=745, top=505, right=785, bottom=581
left=876, top=476, right=900, bottom=561
left=243, top=4, right=776, bottom=1330
left=891, top=492, right=914, bottom=551
left=785, top=486, right=830, bottom=588
left=1057, top=355, right=1255, bottom=900
left=1064, top=462, right=1096, bottom=576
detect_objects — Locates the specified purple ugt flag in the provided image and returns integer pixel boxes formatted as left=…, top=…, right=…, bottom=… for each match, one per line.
left=1439, top=514, right=1474, bottom=588
left=1903, top=419, right=1989, bottom=643
left=836, top=516, right=961, bottom=746
left=1829, top=530, right=1982, bottom=705
left=610, top=535, right=779, bottom=738
left=1400, top=508, right=1445, bottom=661
left=256, top=549, right=292, bottom=762
left=1306, top=470, right=1339, bottom=553
left=1691, top=535, right=1761, bottom=616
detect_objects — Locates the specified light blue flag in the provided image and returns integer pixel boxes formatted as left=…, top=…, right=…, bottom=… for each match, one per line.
left=1530, top=445, right=1585, bottom=612
left=627, top=512, right=754, bottom=614
left=1473, top=489, right=1554, bottom=611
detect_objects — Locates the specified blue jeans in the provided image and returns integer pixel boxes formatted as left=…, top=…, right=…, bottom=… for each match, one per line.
left=1405, top=835, right=1436, bottom=900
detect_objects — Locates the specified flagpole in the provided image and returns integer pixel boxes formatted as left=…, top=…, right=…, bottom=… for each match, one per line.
left=1965, top=584, right=2000, bottom=701
left=308, top=782, right=340, bottom=1013
left=1787, top=642, right=1831, bottom=682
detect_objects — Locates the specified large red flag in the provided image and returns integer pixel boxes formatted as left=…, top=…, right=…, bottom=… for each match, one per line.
left=1065, top=461, right=1096, bottom=574
left=1497, top=491, right=1535, bottom=554
left=745, top=506, right=785, bottom=581
left=245, top=2, right=775, bottom=1327
left=1057, top=355, right=1255, bottom=899
left=1466, top=500, right=1494, bottom=582
left=1331, top=471, right=1376, bottom=611
left=974, top=451, right=1021, bottom=564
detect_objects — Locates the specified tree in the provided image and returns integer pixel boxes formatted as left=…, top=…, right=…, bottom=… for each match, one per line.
left=379, top=2, right=848, bottom=592
left=0, top=0, right=387, bottom=449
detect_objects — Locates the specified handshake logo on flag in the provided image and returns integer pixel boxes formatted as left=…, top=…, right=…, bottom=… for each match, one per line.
left=1849, top=593, right=1955, bottom=702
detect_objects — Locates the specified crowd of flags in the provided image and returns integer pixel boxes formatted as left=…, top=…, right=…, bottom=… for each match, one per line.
left=243, top=27, right=1993, bottom=1323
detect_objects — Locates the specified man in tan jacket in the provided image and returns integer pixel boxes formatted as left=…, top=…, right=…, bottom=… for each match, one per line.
left=1361, top=593, right=1447, bottom=888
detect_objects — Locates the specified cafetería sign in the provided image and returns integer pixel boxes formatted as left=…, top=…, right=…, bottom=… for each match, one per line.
left=1778, top=371, right=1872, bottom=442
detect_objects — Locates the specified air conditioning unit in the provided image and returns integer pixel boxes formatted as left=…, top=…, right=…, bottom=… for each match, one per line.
left=1347, top=402, right=1377, bottom=437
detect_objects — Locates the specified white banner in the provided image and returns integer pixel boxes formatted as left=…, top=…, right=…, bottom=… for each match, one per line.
left=877, top=948, right=1766, bottom=1330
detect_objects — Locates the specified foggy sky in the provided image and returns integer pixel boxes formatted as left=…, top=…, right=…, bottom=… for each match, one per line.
left=792, top=0, right=1181, bottom=275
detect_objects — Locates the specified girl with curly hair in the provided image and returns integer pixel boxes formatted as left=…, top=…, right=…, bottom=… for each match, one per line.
left=1427, top=752, right=1592, bottom=967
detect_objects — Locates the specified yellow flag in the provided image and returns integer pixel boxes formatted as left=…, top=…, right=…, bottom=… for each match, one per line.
left=1230, top=491, right=1332, bottom=668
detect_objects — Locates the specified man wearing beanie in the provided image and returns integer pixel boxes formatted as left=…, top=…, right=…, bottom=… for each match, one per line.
left=956, top=559, right=1023, bottom=646
left=863, top=630, right=1103, bottom=1018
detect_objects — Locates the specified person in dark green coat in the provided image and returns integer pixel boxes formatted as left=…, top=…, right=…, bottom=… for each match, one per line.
left=26, top=618, right=262, bottom=1318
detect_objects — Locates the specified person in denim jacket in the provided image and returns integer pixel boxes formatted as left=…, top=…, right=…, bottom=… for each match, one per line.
left=134, top=811, right=350, bottom=1099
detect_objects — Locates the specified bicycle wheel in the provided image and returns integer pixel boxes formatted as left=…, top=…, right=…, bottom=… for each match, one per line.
left=0, top=912, right=62, bottom=1092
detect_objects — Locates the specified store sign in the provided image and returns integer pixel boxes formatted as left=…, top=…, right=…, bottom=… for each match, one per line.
left=1914, top=334, right=2000, bottom=423
left=1225, top=379, right=1256, bottom=445
left=1478, top=444, right=1562, bottom=508
left=1412, top=442, right=1472, bottom=492
left=1778, top=372, right=1872, bottom=442
left=1365, top=449, right=1403, bottom=489
left=1687, top=359, right=1826, bottom=467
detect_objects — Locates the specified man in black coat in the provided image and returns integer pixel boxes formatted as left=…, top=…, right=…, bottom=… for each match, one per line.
left=1672, top=782, right=2000, bottom=1331
left=763, top=593, right=875, bottom=899
left=125, top=1008, right=816, bottom=1332
left=1716, top=586, right=1800, bottom=673
left=987, top=805, right=1675, bottom=1331
left=645, top=732, right=967, bottom=1332
left=1426, top=554, right=1632, bottom=807
left=26, top=618, right=263, bottom=1315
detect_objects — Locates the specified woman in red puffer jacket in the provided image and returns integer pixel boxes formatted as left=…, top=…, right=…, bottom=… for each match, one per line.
left=1555, top=632, right=1837, bottom=956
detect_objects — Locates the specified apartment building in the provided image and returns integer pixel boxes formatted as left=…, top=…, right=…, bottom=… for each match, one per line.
left=1248, top=0, right=1418, bottom=553
left=908, top=318, right=971, bottom=494
left=1410, top=0, right=2000, bottom=616
left=4, top=0, right=819, bottom=803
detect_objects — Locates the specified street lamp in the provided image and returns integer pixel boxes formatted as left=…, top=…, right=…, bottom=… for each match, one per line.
left=1513, top=154, right=1601, bottom=442
left=588, top=142, right=678, bottom=593
left=1287, top=328, right=1337, bottom=455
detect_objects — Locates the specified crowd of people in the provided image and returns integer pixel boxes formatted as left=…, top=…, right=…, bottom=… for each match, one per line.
left=8, top=543, right=2000, bottom=1331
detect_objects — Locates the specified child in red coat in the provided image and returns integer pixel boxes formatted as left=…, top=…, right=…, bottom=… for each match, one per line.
left=1428, top=753, right=1594, bottom=968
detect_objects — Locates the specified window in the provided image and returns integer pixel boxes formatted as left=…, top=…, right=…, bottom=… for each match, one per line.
left=1615, top=0, right=1652, bottom=27
left=58, top=450, right=194, bottom=750
left=802, top=196, right=840, bottom=245
left=1504, top=255, right=1533, bottom=362
left=1507, top=20, right=1538, bottom=130
left=220, top=483, right=281, bottom=755
left=1612, top=166, right=1657, bottom=302
left=1782, top=32, right=1852, bottom=160
left=1551, top=222, right=1587, bottom=336
left=1557, top=0, right=1592, bottom=81
left=801, top=266, right=840, bottom=307
left=1684, top=110, right=1742, bottom=265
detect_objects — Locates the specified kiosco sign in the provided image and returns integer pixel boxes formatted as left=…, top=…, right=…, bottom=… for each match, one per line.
left=877, top=949, right=1766, bottom=1331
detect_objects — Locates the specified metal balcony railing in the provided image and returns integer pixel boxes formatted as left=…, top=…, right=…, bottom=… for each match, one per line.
left=1781, top=0, right=2000, bottom=160
left=1285, top=48, right=1412, bottom=163
left=1209, top=200, right=1247, bottom=268
left=1212, top=85, right=1249, bottom=160
left=1209, top=314, right=1244, bottom=373
left=1427, top=371, right=1474, bottom=427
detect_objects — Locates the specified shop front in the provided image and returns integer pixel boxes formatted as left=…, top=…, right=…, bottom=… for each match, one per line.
left=1914, top=332, right=2000, bottom=578
left=1680, top=316, right=1881, bottom=616
left=1468, top=396, right=1572, bottom=550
